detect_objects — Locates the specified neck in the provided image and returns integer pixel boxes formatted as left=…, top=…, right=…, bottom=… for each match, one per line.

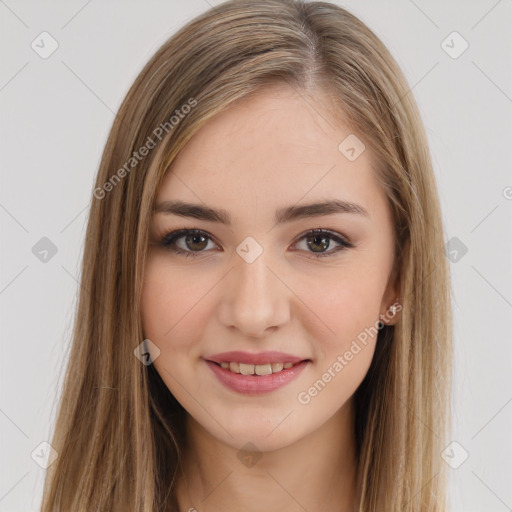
left=175, top=398, right=358, bottom=512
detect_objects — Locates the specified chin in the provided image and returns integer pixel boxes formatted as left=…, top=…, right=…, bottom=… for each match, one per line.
left=204, top=414, right=306, bottom=452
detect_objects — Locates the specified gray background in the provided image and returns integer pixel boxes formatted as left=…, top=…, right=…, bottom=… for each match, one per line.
left=1, top=0, right=511, bottom=510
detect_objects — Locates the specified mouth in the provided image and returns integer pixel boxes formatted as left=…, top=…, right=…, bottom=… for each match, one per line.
left=208, top=360, right=310, bottom=376
left=205, top=358, right=311, bottom=394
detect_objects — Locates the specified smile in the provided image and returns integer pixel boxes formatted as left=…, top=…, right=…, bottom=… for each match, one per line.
left=205, top=359, right=310, bottom=394
left=215, top=361, right=298, bottom=375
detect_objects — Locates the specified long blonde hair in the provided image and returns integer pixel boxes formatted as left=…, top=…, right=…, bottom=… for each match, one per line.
left=41, top=1, right=452, bottom=510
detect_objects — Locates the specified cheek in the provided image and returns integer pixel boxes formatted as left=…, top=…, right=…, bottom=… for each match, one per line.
left=295, top=272, right=383, bottom=414
left=303, top=263, right=387, bottom=348
left=140, top=259, right=169, bottom=341
left=140, top=256, right=209, bottom=346
left=140, top=258, right=212, bottom=398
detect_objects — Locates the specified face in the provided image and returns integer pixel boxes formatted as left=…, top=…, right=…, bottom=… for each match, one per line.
left=141, top=83, right=399, bottom=452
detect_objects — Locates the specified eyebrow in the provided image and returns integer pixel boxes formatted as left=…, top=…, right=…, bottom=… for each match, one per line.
left=152, top=199, right=369, bottom=226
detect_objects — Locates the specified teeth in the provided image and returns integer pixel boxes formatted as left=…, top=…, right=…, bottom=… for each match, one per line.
left=255, top=364, right=272, bottom=376
left=239, top=363, right=254, bottom=375
left=217, top=361, right=300, bottom=375
left=271, top=362, right=284, bottom=372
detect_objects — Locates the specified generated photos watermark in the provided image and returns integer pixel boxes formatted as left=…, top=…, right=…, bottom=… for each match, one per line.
left=297, top=301, right=402, bottom=405
left=93, top=97, right=197, bottom=200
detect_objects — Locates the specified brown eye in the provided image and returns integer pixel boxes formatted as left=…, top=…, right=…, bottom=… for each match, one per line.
left=293, top=229, right=354, bottom=258
left=307, top=233, right=330, bottom=253
left=158, top=228, right=353, bottom=260
left=184, top=233, right=209, bottom=251
left=159, top=229, right=217, bottom=258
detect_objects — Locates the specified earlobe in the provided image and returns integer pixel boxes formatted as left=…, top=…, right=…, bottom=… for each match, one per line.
left=379, top=277, right=402, bottom=326
left=380, top=299, right=402, bottom=325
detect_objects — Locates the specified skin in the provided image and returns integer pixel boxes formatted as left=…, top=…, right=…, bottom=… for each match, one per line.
left=141, top=83, right=401, bottom=512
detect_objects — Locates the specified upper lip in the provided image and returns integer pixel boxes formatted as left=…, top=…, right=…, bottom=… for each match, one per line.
left=205, top=351, right=309, bottom=365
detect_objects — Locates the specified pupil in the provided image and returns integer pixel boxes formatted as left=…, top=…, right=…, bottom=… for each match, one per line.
left=310, top=235, right=328, bottom=252
left=187, top=234, right=207, bottom=251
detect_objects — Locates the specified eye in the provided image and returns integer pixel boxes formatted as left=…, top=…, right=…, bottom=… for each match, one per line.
left=157, top=229, right=219, bottom=259
left=156, top=228, right=354, bottom=259
left=292, top=229, right=354, bottom=258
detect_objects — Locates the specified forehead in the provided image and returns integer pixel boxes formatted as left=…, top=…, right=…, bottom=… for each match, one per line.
left=156, top=84, right=385, bottom=220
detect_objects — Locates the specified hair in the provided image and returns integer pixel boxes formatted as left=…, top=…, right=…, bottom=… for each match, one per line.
left=40, top=0, right=452, bottom=510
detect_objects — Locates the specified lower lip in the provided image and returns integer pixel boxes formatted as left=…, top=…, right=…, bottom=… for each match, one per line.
left=205, top=360, right=310, bottom=395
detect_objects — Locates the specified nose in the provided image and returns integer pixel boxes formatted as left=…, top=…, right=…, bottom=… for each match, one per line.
left=217, top=251, right=291, bottom=338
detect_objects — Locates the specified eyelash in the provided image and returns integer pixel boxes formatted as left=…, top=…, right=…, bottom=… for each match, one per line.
left=157, top=228, right=354, bottom=259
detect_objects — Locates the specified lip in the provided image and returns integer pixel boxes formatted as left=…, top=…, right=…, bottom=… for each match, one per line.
left=205, top=351, right=307, bottom=366
left=205, top=359, right=310, bottom=395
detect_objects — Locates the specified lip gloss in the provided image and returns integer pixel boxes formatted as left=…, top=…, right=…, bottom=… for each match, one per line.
left=205, top=360, right=309, bottom=394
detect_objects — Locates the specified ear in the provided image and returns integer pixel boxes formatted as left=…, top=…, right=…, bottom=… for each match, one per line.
left=379, top=249, right=403, bottom=326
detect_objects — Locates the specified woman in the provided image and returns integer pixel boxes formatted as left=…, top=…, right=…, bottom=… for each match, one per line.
left=41, top=0, right=453, bottom=510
